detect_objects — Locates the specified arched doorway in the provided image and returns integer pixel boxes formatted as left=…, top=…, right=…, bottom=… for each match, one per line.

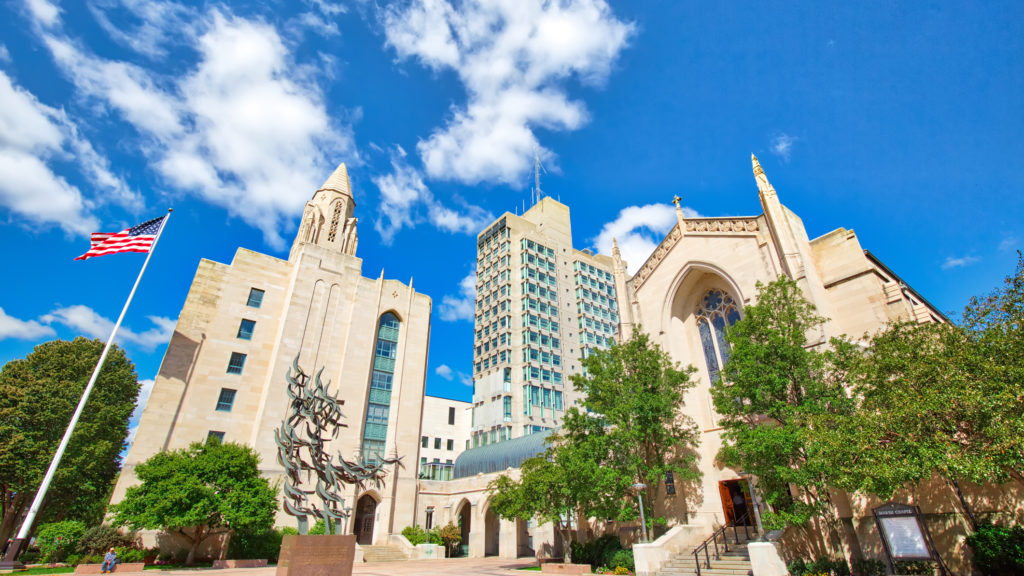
left=456, top=500, right=472, bottom=557
left=354, top=494, right=378, bottom=545
left=484, top=507, right=499, bottom=556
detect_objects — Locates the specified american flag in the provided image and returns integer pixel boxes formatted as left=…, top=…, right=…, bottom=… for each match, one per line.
left=74, top=216, right=167, bottom=261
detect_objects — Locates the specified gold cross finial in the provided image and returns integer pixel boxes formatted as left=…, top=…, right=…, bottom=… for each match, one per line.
left=672, top=195, right=681, bottom=208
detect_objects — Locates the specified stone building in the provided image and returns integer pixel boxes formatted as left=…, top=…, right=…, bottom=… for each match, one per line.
left=112, top=163, right=432, bottom=548
left=418, top=396, right=471, bottom=481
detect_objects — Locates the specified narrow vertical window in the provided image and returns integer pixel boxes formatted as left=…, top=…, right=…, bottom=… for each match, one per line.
left=215, top=388, right=236, bottom=412
left=207, top=431, right=225, bottom=443
left=421, top=436, right=428, bottom=448
left=237, top=319, right=256, bottom=340
left=447, top=439, right=454, bottom=451
left=448, top=406, right=456, bottom=425
left=361, top=312, right=400, bottom=464
left=247, top=288, right=264, bottom=308
left=227, top=352, right=246, bottom=375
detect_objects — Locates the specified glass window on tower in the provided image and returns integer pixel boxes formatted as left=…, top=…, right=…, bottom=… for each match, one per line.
left=361, top=312, right=400, bottom=464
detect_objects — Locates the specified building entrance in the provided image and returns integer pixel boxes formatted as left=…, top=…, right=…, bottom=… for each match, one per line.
left=354, top=494, right=377, bottom=545
left=719, top=479, right=752, bottom=525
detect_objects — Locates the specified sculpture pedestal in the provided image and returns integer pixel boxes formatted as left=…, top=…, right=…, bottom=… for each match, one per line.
left=276, top=534, right=356, bottom=576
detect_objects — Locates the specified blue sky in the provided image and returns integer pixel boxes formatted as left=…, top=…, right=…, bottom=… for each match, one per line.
left=1, top=1, right=1022, bottom=441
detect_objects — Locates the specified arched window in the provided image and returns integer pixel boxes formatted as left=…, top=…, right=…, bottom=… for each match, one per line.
left=327, top=201, right=343, bottom=242
left=361, top=313, right=400, bottom=464
left=695, top=289, right=741, bottom=384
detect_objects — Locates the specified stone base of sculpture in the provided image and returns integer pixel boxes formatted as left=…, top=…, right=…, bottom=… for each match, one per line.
left=276, top=534, right=356, bottom=576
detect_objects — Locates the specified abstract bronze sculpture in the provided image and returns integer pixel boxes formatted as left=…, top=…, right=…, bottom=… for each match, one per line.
left=275, top=356, right=400, bottom=534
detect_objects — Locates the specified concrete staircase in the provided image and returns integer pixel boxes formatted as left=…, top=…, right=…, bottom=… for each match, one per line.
left=360, top=545, right=409, bottom=562
left=656, top=535, right=755, bottom=576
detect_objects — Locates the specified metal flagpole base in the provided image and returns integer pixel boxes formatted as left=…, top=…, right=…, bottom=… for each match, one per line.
left=0, top=538, right=27, bottom=571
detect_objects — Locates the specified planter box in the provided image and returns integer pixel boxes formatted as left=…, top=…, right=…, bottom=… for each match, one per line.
left=75, top=563, right=146, bottom=574
left=277, top=534, right=356, bottom=576
left=213, top=559, right=268, bottom=569
left=541, top=563, right=592, bottom=575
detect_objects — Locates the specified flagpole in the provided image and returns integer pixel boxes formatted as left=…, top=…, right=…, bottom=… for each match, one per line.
left=2, top=209, right=172, bottom=565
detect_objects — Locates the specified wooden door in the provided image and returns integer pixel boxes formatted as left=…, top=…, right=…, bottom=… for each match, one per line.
left=719, top=481, right=735, bottom=524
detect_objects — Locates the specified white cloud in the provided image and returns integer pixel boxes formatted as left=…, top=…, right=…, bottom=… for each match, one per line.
left=439, top=269, right=476, bottom=322
left=41, top=305, right=175, bottom=350
left=0, top=45, right=10, bottom=63
left=435, top=364, right=454, bottom=380
left=459, top=372, right=473, bottom=387
left=0, top=70, right=102, bottom=235
left=593, top=203, right=699, bottom=275
left=87, top=0, right=195, bottom=58
left=941, top=255, right=980, bottom=270
left=372, top=148, right=492, bottom=243
left=30, top=5, right=357, bottom=249
left=25, top=0, right=61, bottom=29
left=998, top=236, right=1018, bottom=252
left=0, top=306, right=56, bottom=340
left=383, top=0, right=634, bottom=186
left=770, top=133, right=796, bottom=162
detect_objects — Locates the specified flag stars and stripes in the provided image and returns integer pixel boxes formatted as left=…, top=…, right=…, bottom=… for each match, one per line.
left=75, top=216, right=167, bottom=261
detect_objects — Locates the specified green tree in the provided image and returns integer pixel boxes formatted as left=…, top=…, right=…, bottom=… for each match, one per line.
left=711, top=277, right=857, bottom=555
left=488, top=420, right=624, bottom=562
left=573, top=329, right=701, bottom=529
left=488, top=330, right=699, bottom=559
left=111, top=438, right=278, bottom=565
left=821, top=254, right=1024, bottom=529
left=0, top=338, right=140, bottom=543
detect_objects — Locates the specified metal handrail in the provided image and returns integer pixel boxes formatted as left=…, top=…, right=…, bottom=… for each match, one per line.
left=691, top=513, right=753, bottom=576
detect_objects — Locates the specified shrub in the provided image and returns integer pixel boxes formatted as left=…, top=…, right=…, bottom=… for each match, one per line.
left=427, top=527, right=443, bottom=546
left=308, top=520, right=326, bottom=535
left=578, top=534, right=625, bottom=568
left=228, top=528, right=285, bottom=562
left=851, top=559, right=886, bottom=576
left=436, top=522, right=462, bottom=557
left=36, top=520, right=88, bottom=562
left=609, top=549, right=634, bottom=572
left=788, top=557, right=850, bottom=576
left=115, top=547, right=146, bottom=563
left=966, top=521, right=1024, bottom=575
left=65, top=554, right=82, bottom=566
left=78, top=524, right=139, bottom=555
left=402, top=525, right=428, bottom=545
left=18, top=548, right=41, bottom=564
left=612, top=566, right=630, bottom=575
left=280, top=527, right=299, bottom=536
left=892, top=560, right=933, bottom=575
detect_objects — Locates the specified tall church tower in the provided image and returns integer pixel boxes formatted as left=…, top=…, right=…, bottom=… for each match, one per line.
left=293, top=163, right=358, bottom=257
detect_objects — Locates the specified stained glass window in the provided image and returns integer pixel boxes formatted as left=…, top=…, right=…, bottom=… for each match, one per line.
left=694, top=289, right=741, bottom=384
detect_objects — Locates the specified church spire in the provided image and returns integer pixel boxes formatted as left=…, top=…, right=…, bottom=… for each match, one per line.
left=318, top=162, right=353, bottom=197
left=752, top=154, right=776, bottom=197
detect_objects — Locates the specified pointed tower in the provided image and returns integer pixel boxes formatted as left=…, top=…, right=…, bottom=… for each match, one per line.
left=611, top=237, right=636, bottom=341
left=753, top=154, right=802, bottom=278
left=294, top=163, right=359, bottom=256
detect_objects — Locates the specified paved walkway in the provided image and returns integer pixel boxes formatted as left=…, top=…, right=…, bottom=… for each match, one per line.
left=135, top=558, right=537, bottom=576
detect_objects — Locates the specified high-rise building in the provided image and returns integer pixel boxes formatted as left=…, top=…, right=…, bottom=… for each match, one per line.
left=470, top=197, right=621, bottom=447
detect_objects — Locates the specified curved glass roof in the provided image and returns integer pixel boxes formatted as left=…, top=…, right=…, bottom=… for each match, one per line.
left=452, top=430, right=552, bottom=479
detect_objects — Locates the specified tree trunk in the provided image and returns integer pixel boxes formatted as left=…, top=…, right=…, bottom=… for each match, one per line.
left=219, top=532, right=230, bottom=561
left=184, top=526, right=206, bottom=565
left=560, top=525, right=573, bottom=564
left=0, top=492, right=25, bottom=544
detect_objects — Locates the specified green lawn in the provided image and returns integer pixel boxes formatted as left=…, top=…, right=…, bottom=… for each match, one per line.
left=10, top=568, right=74, bottom=575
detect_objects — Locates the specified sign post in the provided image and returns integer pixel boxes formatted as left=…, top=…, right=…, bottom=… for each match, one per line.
left=871, top=502, right=947, bottom=576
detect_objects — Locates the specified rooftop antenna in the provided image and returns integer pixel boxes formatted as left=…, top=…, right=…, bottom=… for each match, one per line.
left=531, top=147, right=547, bottom=206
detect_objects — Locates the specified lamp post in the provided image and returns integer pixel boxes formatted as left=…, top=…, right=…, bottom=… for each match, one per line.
left=738, top=471, right=763, bottom=537
left=632, top=483, right=649, bottom=543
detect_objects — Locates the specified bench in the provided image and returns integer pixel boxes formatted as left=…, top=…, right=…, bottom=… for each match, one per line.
left=74, top=563, right=146, bottom=574
left=212, top=559, right=268, bottom=569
